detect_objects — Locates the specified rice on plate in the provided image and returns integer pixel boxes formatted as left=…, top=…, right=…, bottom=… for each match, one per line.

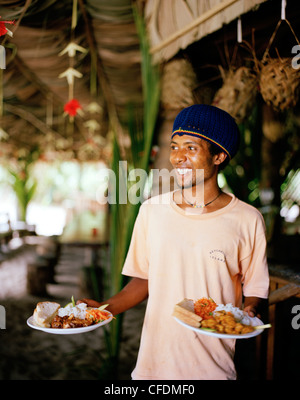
left=213, top=303, right=253, bottom=325
left=57, top=303, right=87, bottom=319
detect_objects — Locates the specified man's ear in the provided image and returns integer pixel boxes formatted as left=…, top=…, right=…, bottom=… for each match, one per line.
left=214, top=152, right=227, bottom=166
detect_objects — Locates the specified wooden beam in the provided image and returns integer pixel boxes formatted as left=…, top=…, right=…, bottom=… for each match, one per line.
left=4, top=103, right=64, bottom=139
left=150, top=0, right=240, bottom=54
left=269, top=283, right=300, bottom=305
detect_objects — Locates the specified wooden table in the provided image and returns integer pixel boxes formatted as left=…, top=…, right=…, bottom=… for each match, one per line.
left=59, top=211, right=109, bottom=299
left=59, top=210, right=108, bottom=266
left=59, top=233, right=108, bottom=268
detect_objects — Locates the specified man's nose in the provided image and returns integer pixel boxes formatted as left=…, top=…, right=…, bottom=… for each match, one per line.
left=174, top=148, right=187, bottom=164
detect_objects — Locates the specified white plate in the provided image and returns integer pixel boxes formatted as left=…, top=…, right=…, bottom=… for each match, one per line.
left=27, top=311, right=113, bottom=335
left=174, top=316, right=264, bottom=339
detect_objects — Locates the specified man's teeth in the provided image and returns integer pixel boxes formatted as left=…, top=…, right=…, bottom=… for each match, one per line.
left=177, top=168, right=192, bottom=175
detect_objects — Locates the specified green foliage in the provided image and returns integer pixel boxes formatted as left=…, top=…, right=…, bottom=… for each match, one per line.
left=102, top=6, right=160, bottom=377
left=7, top=147, right=40, bottom=221
left=8, top=169, right=37, bottom=221
left=222, top=105, right=263, bottom=207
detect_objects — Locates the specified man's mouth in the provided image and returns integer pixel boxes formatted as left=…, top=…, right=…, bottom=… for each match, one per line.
left=176, top=168, right=192, bottom=175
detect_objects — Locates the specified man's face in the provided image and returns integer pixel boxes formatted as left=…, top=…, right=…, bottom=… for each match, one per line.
left=169, top=134, right=219, bottom=189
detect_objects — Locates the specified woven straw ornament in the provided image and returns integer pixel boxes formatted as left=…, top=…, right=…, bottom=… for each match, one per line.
left=259, top=57, right=299, bottom=112
left=161, top=58, right=198, bottom=110
left=259, top=19, right=300, bottom=112
left=212, top=66, right=258, bottom=124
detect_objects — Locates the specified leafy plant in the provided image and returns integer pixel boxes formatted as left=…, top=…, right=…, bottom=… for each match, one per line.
left=222, top=104, right=263, bottom=207
left=101, top=6, right=160, bottom=378
left=7, top=147, right=40, bottom=221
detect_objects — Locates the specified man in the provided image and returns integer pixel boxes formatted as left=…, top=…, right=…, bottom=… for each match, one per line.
left=80, top=105, right=269, bottom=380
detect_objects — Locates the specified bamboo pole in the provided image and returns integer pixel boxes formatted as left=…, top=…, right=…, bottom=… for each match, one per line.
left=150, top=0, right=241, bottom=54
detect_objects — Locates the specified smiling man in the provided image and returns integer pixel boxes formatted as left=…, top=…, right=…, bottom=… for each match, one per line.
left=80, top=104, right=269, bottom=380
left=171, top=135, right=226, bottom=210
left=170, top=104, right=236, bottom=212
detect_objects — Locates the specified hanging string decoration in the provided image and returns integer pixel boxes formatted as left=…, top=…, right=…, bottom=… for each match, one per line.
left=0, top=17, right=15, bottom=37
left=63, top=98, right=82, bottom=117
left=77, top=103, right=105, bottom=161
left=58, top=1, right=87, bottom=121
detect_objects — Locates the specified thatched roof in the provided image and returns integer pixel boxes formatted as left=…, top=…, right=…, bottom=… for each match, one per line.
left=145, top=0, right=268, bottom=63
left=0, top=0, right=299, bottom=164
left=0, top=0, right=144, bottom=163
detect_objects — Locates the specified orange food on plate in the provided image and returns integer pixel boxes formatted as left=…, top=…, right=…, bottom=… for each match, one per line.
left=194, top=297, right=217, bottom=320
left=86, top=308, right=111, bottom=323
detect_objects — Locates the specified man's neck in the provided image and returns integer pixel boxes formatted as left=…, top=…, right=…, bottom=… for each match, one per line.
left=174, top=185, right=231, bottom=213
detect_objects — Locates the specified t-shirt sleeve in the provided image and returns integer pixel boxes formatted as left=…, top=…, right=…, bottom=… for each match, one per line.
left=122, top=204, right=149, bottom=280
left=240, top=216, right=269, bottom=299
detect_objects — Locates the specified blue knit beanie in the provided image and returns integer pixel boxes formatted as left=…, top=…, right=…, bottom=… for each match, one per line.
left=171, top=104, right=240, bottom=159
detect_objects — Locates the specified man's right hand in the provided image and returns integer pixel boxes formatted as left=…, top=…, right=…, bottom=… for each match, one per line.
left=76, top=298, right=102, bottom=308
left=77, top=277, right=148, bottom=316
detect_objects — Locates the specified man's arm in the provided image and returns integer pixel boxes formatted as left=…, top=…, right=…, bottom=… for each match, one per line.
left=77, top=277, right=148, bottom=316
left=243, top=296, right=268, bottom=318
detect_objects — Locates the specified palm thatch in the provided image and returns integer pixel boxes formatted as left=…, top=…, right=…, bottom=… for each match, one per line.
left=0, top=0, right=144, bottom=163
left=145, top=0, right=268, bottom=63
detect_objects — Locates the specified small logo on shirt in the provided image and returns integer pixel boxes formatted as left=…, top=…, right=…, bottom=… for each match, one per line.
left=209, top=249, right=226, bottom=263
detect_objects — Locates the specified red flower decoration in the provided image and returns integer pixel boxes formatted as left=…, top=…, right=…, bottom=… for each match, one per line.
left=0, top=17, right=15, bottom=37
left=64, top=99, right=82, bottom=117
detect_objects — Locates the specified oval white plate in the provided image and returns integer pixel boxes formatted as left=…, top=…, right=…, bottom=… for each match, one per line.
left=174, top=316, right=264, bottom=339
left=27, top=311, right=113, bottom=335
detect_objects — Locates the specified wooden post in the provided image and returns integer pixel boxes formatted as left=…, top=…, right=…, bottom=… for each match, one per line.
left=266, top=279, right=278, bottom=380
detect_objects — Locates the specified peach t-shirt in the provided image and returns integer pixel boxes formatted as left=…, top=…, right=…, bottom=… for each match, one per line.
left=122, top=191, right=269, bottom=380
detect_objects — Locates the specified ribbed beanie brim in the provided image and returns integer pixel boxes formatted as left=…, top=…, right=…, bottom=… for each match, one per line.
left=171, top=104, right=240, bottom=159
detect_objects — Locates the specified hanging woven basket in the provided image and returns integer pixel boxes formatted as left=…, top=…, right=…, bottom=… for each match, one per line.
left=259, top=19, right=300, bottom=112
left=161, top=58, right=198, bottom=110
left=259, top=57, right=299, bottom=112
left=212, top=65, right=258, bottom=124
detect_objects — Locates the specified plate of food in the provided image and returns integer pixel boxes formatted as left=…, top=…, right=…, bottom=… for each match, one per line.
left=172, top=297, right=271, bottom=339
left=27, top=298, right=113, bottom=335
